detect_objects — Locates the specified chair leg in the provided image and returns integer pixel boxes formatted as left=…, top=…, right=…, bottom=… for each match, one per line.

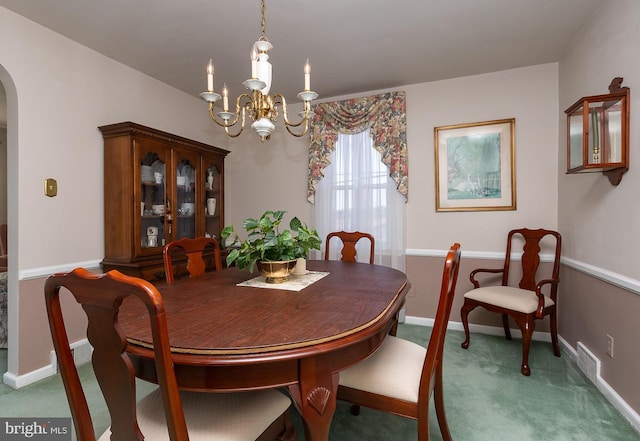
left=350, top=404, right=361, bottom=416
left=434, top=366, right=453, bottom=441
left=515, top=317, right=535, bottom=376
left=417, top=394, right=431, bottom=441
left=550, top=310, right=561, bottom=357
left=502, top=313, right=512, bottom=340
left=460, top=300, right=475, bottom=349
left=277, top=411, right=297, bottom=441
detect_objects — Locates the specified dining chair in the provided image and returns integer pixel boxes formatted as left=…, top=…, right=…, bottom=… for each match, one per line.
left=163, top=236, right=222, bottom=283
left=337, top=243, right=462, bottom=441
left=45, top=268, right=296, bottom=441
left=324, top=231, right=375, bottom=264
left=460, top=228, right=562, bottom=376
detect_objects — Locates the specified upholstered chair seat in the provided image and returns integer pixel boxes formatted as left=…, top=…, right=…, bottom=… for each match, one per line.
left=464, top=286, right=555, bottom=314
left=339, top=336, right=425, bottom=404
left=98, top=389, right=292, bottom=441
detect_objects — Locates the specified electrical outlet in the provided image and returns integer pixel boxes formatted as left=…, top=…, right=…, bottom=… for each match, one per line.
left=606, top=334, right=614, bottom=358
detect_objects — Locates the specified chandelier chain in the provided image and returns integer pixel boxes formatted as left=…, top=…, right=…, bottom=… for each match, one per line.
left=259, top=0, right=267, bottom=41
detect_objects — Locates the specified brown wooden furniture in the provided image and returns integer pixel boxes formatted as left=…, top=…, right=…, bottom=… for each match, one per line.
left=324, top=231, right=375, bottom=264
left=0, top=223, right=7, bottom=270
left=565, top=77, right=630, bottom=185
left=337, top=243, right=461, bottom=441
left=100, top=122, right=229, bottom=281
left=118, top=260, right=409, bottom=441
left=163, top=236, right=222, bottom=283
left=45, top=267, right=295, bottom=441
left=460, top=228, right=562, bottom=375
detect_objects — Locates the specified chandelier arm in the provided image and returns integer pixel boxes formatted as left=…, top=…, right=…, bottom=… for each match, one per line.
left=207, top=104, right=234, bottom=128
left=207, top=93, right=255, bottom=128
left=223, top=107, right=248, bottom=138
left=232, top=93, right=256, bottom=124
left=272, top=94, right=309, bottom=128
left=284, top=117, right=310, bottom=138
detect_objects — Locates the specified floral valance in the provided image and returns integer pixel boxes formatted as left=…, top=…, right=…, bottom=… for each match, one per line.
left=307, top=91, right=408, bottom=204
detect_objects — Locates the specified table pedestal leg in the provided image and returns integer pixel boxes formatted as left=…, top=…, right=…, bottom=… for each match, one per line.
left=288, top=358, right=338, bottom=441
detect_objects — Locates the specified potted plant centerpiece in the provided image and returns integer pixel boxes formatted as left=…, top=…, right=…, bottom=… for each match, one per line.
left=221, top=210, right=321, bottom=283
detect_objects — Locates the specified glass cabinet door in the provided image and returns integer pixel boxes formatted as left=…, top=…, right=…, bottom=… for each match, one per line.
left=174, top=148, right=201, bottom=240
left=138, top=145, right=168, bottom=253
left=203, top=158, right=222, bottom=241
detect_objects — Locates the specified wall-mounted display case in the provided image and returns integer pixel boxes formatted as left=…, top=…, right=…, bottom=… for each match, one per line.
left=565, top=77, right=630, bottom=185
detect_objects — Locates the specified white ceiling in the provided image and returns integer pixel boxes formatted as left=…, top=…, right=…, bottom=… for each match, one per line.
left=1, top=0, right=603, bottom=106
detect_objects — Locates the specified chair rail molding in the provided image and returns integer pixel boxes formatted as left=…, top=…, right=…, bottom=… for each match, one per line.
left=406, top=248, right=557, bottom=262
left=406, top=249, right=640, bottom=296
left=561, top=256, right=640, bottom=296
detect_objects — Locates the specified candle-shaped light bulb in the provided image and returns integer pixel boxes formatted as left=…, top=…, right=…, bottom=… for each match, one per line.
left=304, top=59, right=311, bottom=91
left=206, top=59, right=214, bottom=92
left=251, top=46, right=258, bottom=79
left=222, top=83, right=229, bottom=111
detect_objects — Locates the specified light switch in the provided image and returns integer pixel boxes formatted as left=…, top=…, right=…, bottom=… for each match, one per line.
left=44, top=178, right=57, bottom=197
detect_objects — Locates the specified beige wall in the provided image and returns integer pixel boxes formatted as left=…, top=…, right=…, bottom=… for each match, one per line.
left=225, top=63, right=560, bottom=252
left=557, top=0, right=640, bottom=416
left=0, top=6, right=232, bottom=377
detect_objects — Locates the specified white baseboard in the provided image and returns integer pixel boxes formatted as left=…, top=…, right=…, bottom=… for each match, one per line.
left=404, top=316, right=640, bottom=434
left=405, top=315, right=552, bottom=342
left=3, top=339, right=93, bottom=389
left=559, top=336, right=640, bottom=433
left=2, top=364, right=56, bottom=389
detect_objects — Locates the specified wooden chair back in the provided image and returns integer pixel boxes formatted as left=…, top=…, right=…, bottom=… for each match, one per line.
left=423, top=243, right=461, bottom=394
left=324, top=231, right=375, bottom=264
left=336, top=243, right=461, bottom=441
left=163, top=236, right=222, bottom=283
left=501, top=228, right=562, bottom=299
left=45, top=268, right=189, bottom=441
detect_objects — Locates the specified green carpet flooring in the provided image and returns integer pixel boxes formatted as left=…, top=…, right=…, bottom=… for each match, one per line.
left=1, top=324, right=638, bottom=440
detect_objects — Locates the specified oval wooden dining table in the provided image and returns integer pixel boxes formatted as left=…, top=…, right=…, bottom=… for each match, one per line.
left=119, top=260, right=409, bottom=441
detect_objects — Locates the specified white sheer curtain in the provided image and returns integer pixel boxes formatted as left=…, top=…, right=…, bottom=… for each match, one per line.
left=313, top=129, right=405, bottom=272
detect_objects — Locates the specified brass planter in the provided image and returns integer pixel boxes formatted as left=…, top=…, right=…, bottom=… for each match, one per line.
left=257, top=260, right=297, bottom=283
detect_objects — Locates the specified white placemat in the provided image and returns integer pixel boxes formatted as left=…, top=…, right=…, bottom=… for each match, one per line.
left=237, top=271, right=330, bottom=291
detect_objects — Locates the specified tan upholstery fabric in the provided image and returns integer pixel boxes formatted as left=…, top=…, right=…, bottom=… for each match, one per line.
left=463, top=286, right=554, bottom=314
left=98, top=389, right=291, bottom=440
left=338, top=335, right=425, bottom=403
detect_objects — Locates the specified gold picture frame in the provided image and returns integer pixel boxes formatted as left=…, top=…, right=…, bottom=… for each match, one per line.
left=435, top=118, right=516, bottom=212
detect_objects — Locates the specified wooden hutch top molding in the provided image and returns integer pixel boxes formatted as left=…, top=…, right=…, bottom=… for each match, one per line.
left=99, top=121, right=230, bottom=157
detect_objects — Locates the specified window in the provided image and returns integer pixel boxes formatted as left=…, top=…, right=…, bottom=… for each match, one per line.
left=313, top=130, right=405, bottom=271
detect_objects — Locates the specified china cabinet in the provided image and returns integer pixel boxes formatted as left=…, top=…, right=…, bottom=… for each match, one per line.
left=100, top=122, right=229, bottom=280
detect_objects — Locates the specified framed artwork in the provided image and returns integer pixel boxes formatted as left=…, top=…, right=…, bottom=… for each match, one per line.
left=434, top=118, right=516, bottom=212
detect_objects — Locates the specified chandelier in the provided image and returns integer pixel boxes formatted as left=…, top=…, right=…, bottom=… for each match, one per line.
left=199, top=0, right=318, bottom=142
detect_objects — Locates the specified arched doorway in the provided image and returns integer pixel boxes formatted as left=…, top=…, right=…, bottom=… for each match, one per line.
left=0, top=80, right=5, bottom=377
left=0, top=65, right=18, bottom=383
